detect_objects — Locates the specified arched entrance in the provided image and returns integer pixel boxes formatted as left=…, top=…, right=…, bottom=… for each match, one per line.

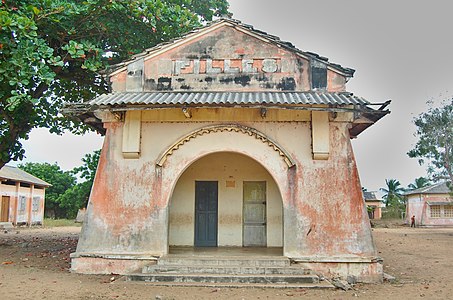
left=168, top=152, right=284, bottom=250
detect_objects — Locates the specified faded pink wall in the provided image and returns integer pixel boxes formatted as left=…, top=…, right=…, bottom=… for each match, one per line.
left=407, top=194, right=453, bottom=226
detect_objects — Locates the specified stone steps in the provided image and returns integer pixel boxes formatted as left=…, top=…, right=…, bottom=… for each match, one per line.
left=126, top=255, right=333, bottom=288
left=156, top=255, right=290, bottom=267
left=127, top=273, right=320, bottom=285
left=142, top=265, right=312, bottom=275
left=126, top=279, right=335, bottom=289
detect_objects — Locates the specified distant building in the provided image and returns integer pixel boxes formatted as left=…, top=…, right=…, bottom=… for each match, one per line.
left=405, top=182, right=453, bottom=227
left=363, top=191, right=384, bottom=219
left=0, top=165, right=50, bottom=225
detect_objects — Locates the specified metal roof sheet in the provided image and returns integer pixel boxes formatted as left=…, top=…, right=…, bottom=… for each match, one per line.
left=0, top=165, right=51, bottom=187
left=405, top=182, right=452, bottom=195
left=363, top=191, right=382, bottom=201
left=89, top=92, right=370, bottom=107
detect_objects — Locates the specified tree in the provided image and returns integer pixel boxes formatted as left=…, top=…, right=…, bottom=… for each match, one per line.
left=407, top=177, right=431, bottom=191
left=380, top=179, right=405, bottom=207
left=18, top=162, right=76, bottom=218
left=408, top=100, right=453, bottom=186
left=0, top=0, right=230, bottom=168
left=59, top=149, right=100, bottom=218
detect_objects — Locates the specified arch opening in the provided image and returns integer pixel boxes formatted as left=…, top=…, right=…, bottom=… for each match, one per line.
left=168, top=152, right=284, bottom=252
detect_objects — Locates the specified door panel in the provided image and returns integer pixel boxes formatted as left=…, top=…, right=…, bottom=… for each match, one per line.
left=243, top=181, right=266, bottom=246
left=1, top=196, right=10, bottom=222
left=194, top=181, right=218, bottom=247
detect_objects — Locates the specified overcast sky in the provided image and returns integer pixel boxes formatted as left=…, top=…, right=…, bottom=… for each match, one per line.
left=12, top=0, right=453, bottom=193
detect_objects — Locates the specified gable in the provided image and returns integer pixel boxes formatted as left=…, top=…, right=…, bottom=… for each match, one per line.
left=109, top=20, right=349, bottom=93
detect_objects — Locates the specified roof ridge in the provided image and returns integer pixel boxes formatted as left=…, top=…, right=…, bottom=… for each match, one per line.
left=106, top=17, right=355, bottom=77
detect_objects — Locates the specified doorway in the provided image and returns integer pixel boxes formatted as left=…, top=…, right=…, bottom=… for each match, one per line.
left=1, top=196, right=10, bottom=222
left=194, top=181, right=218, bottom=247
left=243, top=181, right=267, bottom=247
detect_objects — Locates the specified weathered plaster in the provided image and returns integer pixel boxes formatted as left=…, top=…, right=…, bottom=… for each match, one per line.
left=169, top=152, right=283, bottom=247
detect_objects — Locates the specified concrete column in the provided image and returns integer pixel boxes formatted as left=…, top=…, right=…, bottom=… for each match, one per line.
left=122, top=111, right=142, bottom=158
left=311, top=111, right=330, bottom=160
left=13, top=182, right=20, bottom=225
left=28, top=184, right=34, bottom=226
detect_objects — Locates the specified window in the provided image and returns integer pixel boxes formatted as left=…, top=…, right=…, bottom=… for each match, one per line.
left=444, top=205, right=453, bottom=218
left=18, top=196, right=26, bottom=212
left=32, top=197, right=40, bottom=212
left=430, top=205, right=441, bottom=218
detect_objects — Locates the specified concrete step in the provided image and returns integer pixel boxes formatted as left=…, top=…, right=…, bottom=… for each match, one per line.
left=157, top=255, right=290, bottom=267
left=125, top=279, right=334, bottom=289
left=127, top=273, right=320, bottom=285
left=142, top=264, right=313, bottom=275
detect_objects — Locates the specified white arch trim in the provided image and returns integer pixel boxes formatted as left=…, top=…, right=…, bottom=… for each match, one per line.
left=156, top=124, right=296, bottom=168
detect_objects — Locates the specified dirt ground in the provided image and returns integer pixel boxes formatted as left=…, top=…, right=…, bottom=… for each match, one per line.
left=1, top=222, right=452, bottom=300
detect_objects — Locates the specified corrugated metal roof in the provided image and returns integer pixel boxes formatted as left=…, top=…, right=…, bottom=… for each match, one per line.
left=363, top=191, right=382, bottom=201
left=405, top=182, right=452, bottom=195
left=89, top=92, right=369, bottom=106
left=0, top=165, right=51, bottom=187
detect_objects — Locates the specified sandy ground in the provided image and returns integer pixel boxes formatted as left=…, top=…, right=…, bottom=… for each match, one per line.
left=1, top=223, right=453, bottom=300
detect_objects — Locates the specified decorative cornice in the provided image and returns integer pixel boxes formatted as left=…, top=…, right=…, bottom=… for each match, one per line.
left=156, top=124, right=296, bottom=168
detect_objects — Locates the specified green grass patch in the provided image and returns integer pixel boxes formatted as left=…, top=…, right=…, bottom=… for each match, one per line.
left=43, top=218, right=81, bottom=227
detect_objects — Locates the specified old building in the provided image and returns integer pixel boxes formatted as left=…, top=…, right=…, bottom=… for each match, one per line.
left=405, top=182, right=453, bottom=227
left=0, top=165, right=50, bottom=226
left=364, top=191, right=384, bottom=220
left=67, top=19, right=390, bottom=283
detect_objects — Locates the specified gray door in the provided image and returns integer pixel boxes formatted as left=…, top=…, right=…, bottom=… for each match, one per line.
left=243, top=181, right=267, bottom=247
left=194, top=181, right=218, bottom=247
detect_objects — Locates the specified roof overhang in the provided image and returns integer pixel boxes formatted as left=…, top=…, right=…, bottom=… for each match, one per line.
left=62, top=92, right=390, bottom=137
left=427, top=201, right=453, bottom=206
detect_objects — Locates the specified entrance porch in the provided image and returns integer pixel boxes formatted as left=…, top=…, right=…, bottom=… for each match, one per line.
left=169, top=152, right=283, bottom=249
left=127, top=246, right=333, bottom=288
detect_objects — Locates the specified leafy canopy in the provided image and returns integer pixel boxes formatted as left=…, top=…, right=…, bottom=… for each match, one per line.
left=380, top=178, right=405, bottom=208
left=408, top=100, right=453, bottom=186
left=0, top=0, right=230, bottom=168
left=18, top=162, right=76, bottom=218
left=407, top=176, right=430, bottom=191
left=18, top=149, right=100, bottom=219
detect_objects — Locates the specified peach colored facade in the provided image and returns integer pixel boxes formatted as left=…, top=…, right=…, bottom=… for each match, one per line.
left=69, top=19, right=389, bottom=282
left=364, top=192, right=383, bottom=220
left=406, top=182, right=453, bottom=227
left=0, top=166, right=48, bottom=225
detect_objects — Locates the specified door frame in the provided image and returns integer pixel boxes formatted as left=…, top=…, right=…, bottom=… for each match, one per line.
left=194, top=181, right=218, bottom=247
left=1, top=196, right=10, bottom=222
left=242, top=181, right=267, bottom=247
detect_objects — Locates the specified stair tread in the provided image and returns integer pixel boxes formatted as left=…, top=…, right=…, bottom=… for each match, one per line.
left=163, top=256, right=289, bottom=260
left=130, top=273, right=318, bottom=278
left=125, top=280, right=334, bottom=289
left=148, top=265, right=308, bottom=269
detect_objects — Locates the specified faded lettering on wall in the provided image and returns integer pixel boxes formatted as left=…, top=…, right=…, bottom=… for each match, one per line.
left=172, top=58, right=281, bottom=75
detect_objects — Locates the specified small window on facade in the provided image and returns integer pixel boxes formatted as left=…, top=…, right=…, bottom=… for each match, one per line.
left=32, top=197, right=40, bottom=212
left=444, top=205, right=453, bottom=218
left=18, top=196, right=27, bottom=212
left=430, top=205, right=441, bottom=218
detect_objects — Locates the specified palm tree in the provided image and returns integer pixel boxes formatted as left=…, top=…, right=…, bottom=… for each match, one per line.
left=407, top=177, right=430, bottom=191
left=380, top=179, right=406, bottom=207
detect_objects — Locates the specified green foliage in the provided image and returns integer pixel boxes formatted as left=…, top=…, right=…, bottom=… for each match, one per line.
left=18, top=162, right=76, bottom=218
left=17, top=149, right=100, bottom=219
left=408, top=100, right=453, bottom=186
left=0, top=0, right=230, bottom=168
left=60, top=149, right=100, bottom=218
left=380, top=179, right=406, bottom=208
left=43, top=218, right=81, bottom=227
left=407, top=176, right=431, bottom=191
left=381, top=206, right=405, bottom=220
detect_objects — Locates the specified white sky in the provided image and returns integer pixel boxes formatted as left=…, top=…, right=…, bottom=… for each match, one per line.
left=11, top=0, right=453, bottom=193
